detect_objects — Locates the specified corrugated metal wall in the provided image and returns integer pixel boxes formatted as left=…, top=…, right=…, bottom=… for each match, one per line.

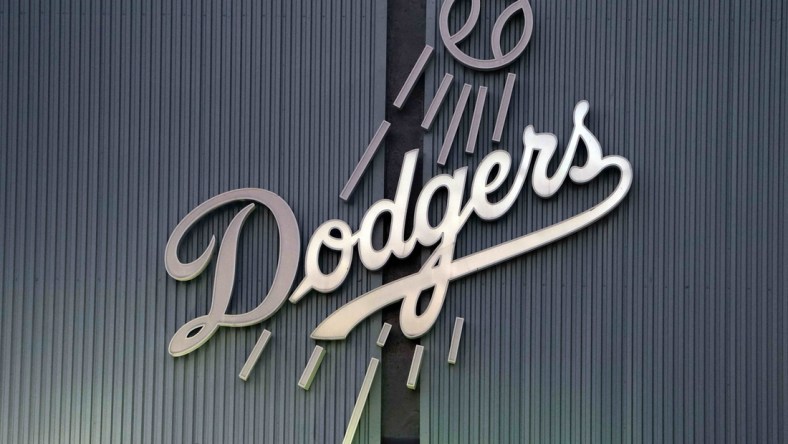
left=420, top=0, right=788, bottom=443
left=0, top=0, right=386, bottom=442
left=3, top=0, right=788, bottom=442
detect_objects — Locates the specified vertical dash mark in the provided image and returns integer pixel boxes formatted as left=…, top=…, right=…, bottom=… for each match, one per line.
left=342, top=358, right=380, bottom=444
left=238, top=329, right=272, bottom=381
left=447, top=317, right=465, bottom=364
left=465, top=87, right=487, bottom=154
left=437, top=83, right=472, bottom=166
left=376, top=323, right=392, bottom=347
left=407, top=345, right=425, bottom=390
left=492, top=73, right=517, bottom=143
left=340, top=120, right=391, bottom=201
left=393, top=45, right=434, bottom=109
left=297, top=345, right=326, bottom=390
left=421, top=73, right=454, bottom=130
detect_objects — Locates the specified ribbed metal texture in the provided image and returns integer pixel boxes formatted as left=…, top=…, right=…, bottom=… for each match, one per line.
left=0, top=0, right=386, bottom=442
left=421, top=0, right=787, bottom=442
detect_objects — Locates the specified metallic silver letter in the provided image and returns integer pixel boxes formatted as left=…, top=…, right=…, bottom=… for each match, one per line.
left=164, top=188, right=300, bottom=357
left=290, top=219, right=355, bottom=302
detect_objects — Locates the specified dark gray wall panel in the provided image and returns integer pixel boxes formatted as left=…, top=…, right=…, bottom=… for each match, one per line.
left=0, top=0, right=386, bottom=442
left=420, top=0, right=787, bottom=442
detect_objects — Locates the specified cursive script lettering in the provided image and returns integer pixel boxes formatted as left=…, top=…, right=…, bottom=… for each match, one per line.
left=164, top=101, right=632, bottom=355
left=163, top=189, right=300, bottom=356
left=291, top=101, right=632, bottom=339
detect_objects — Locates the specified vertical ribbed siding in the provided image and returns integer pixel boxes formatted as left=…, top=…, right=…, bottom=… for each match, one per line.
left=0, top=0, right=385, bottom=443
left=421, top=0, right=787, bottom=443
